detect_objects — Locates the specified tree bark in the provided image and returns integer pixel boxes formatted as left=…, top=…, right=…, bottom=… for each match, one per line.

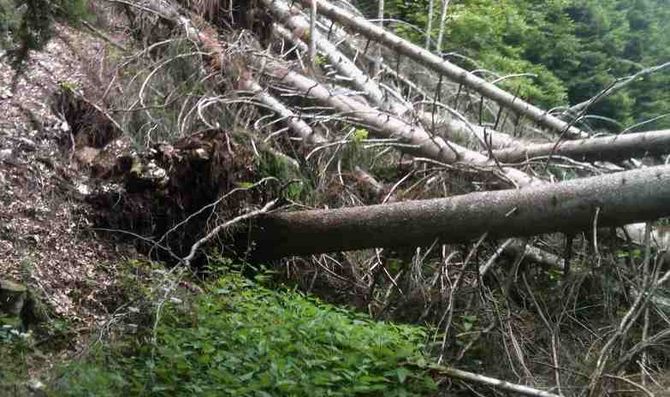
left=238, top=77, right=326, bottom=144
left=252, top=165, right=670, bottom=258
left=308, top=0, right=317, bottom=67
left=432, top=114, right=526, bottom=149
left=301, top=0, right=588, bottom=139
left=373, top=0, right=384, bottom=76
left=492, top=129, right=670, bottom=163
left=425, top=0, right=434, bottom=49
left=263, top=0, right=388, bottom=109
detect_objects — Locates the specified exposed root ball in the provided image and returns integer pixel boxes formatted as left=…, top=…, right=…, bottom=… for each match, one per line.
left=88, top=129, right=266, bottom=264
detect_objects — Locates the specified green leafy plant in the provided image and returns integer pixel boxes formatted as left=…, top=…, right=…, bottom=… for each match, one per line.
left=0, top=329, right=33, bottom=392
left=257, top=150, right=312, bottom=202
left=52, top=272, right=437, bottom=396
left=352, top=128, right=369, bottom=143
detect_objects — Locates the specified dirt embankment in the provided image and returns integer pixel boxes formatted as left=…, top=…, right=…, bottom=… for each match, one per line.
left=0, top=23, right=136, bottom=342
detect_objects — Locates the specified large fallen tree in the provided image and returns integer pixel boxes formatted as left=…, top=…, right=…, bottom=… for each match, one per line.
left=261, top=61, right=542, bottom=187
left=252, top=164, right=670, bottom=258
left=266, top=0, right=527, bottom=152
left=133, top=0, right=655, bottom=261
left=63, top=0, right=670, bottom=394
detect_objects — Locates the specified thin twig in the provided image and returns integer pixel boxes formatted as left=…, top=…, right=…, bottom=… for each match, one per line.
left=182, top=200, right=278, bottom=267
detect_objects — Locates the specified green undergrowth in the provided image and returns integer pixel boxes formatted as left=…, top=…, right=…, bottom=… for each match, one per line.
left=50, top=271, right=438, bottom=396
left=0, top=336, right=32, bottom=394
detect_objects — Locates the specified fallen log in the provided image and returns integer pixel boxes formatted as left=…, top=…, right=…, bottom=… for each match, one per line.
left=269, top=1, right=524, bottom=150
left=275, top=1, right=535, bottom=150
left=492, top=129, right=670, bottom=163
left=262, top=0, right=389, bottom=110
left=262, top=62, right=542, bottom=187
left=252, top=165, right=670, bottom=258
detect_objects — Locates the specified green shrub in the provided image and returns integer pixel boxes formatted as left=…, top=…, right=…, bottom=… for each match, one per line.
left=52, top=273, right=437, bottom=396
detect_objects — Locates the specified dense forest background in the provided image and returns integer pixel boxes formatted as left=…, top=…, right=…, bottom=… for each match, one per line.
left=356, top=0, right=669, bottom=131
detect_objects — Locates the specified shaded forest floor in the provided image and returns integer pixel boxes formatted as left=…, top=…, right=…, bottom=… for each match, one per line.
left=0, top=21, right=141, bottom=379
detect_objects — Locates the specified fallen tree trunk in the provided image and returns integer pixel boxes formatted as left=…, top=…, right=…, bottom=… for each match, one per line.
left=269, top=1, right=523, bottom=150
left=492, top=129, right=670, bottom=163
left=262, top=62, right=542, bottom=187
left=265, top=6, right=566, bottom=267
left=295, top=17, right=526, bottom=150
left=263, top=0, right=389, bottom=110
left=152, top=0, right=534, bottom=187
left=283, top=2, right=539, bottom=150
left=301, top=0, right=588, bottom=139
left=238, top=77, right=326, bottom=144
left=252, top=165, right=670, bottom=258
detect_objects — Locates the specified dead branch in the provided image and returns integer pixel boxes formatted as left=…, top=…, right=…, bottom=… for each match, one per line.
left=431, top=366, right=561, bottom=397
left=568, top=61, right=670, bottom=114
left=587, top=267, right=670, bottom=396
left=183, top=200, right=278, bottom=266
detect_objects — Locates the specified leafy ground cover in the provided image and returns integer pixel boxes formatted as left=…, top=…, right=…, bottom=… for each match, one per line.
left=50, top=271, right=437, bottom=396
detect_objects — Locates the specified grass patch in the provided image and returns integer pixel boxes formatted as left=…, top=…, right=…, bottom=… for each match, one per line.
left=51, top=272, right=437, bottom=396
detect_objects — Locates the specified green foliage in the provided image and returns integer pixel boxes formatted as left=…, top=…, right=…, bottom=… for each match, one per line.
left=315, top=53, right=327, bottom=67
left=352, top=127, right=369, bottom=143
left=0, top=0, right=89, bottom=69
left=378, top=0, right=573, bottom=108
left=562, top=0, right=670, bottom=130
left=52, top=272, right=437, bottom=396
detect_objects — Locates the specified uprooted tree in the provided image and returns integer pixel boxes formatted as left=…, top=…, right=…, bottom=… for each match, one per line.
left=27, top=0, right=670, bottom=395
